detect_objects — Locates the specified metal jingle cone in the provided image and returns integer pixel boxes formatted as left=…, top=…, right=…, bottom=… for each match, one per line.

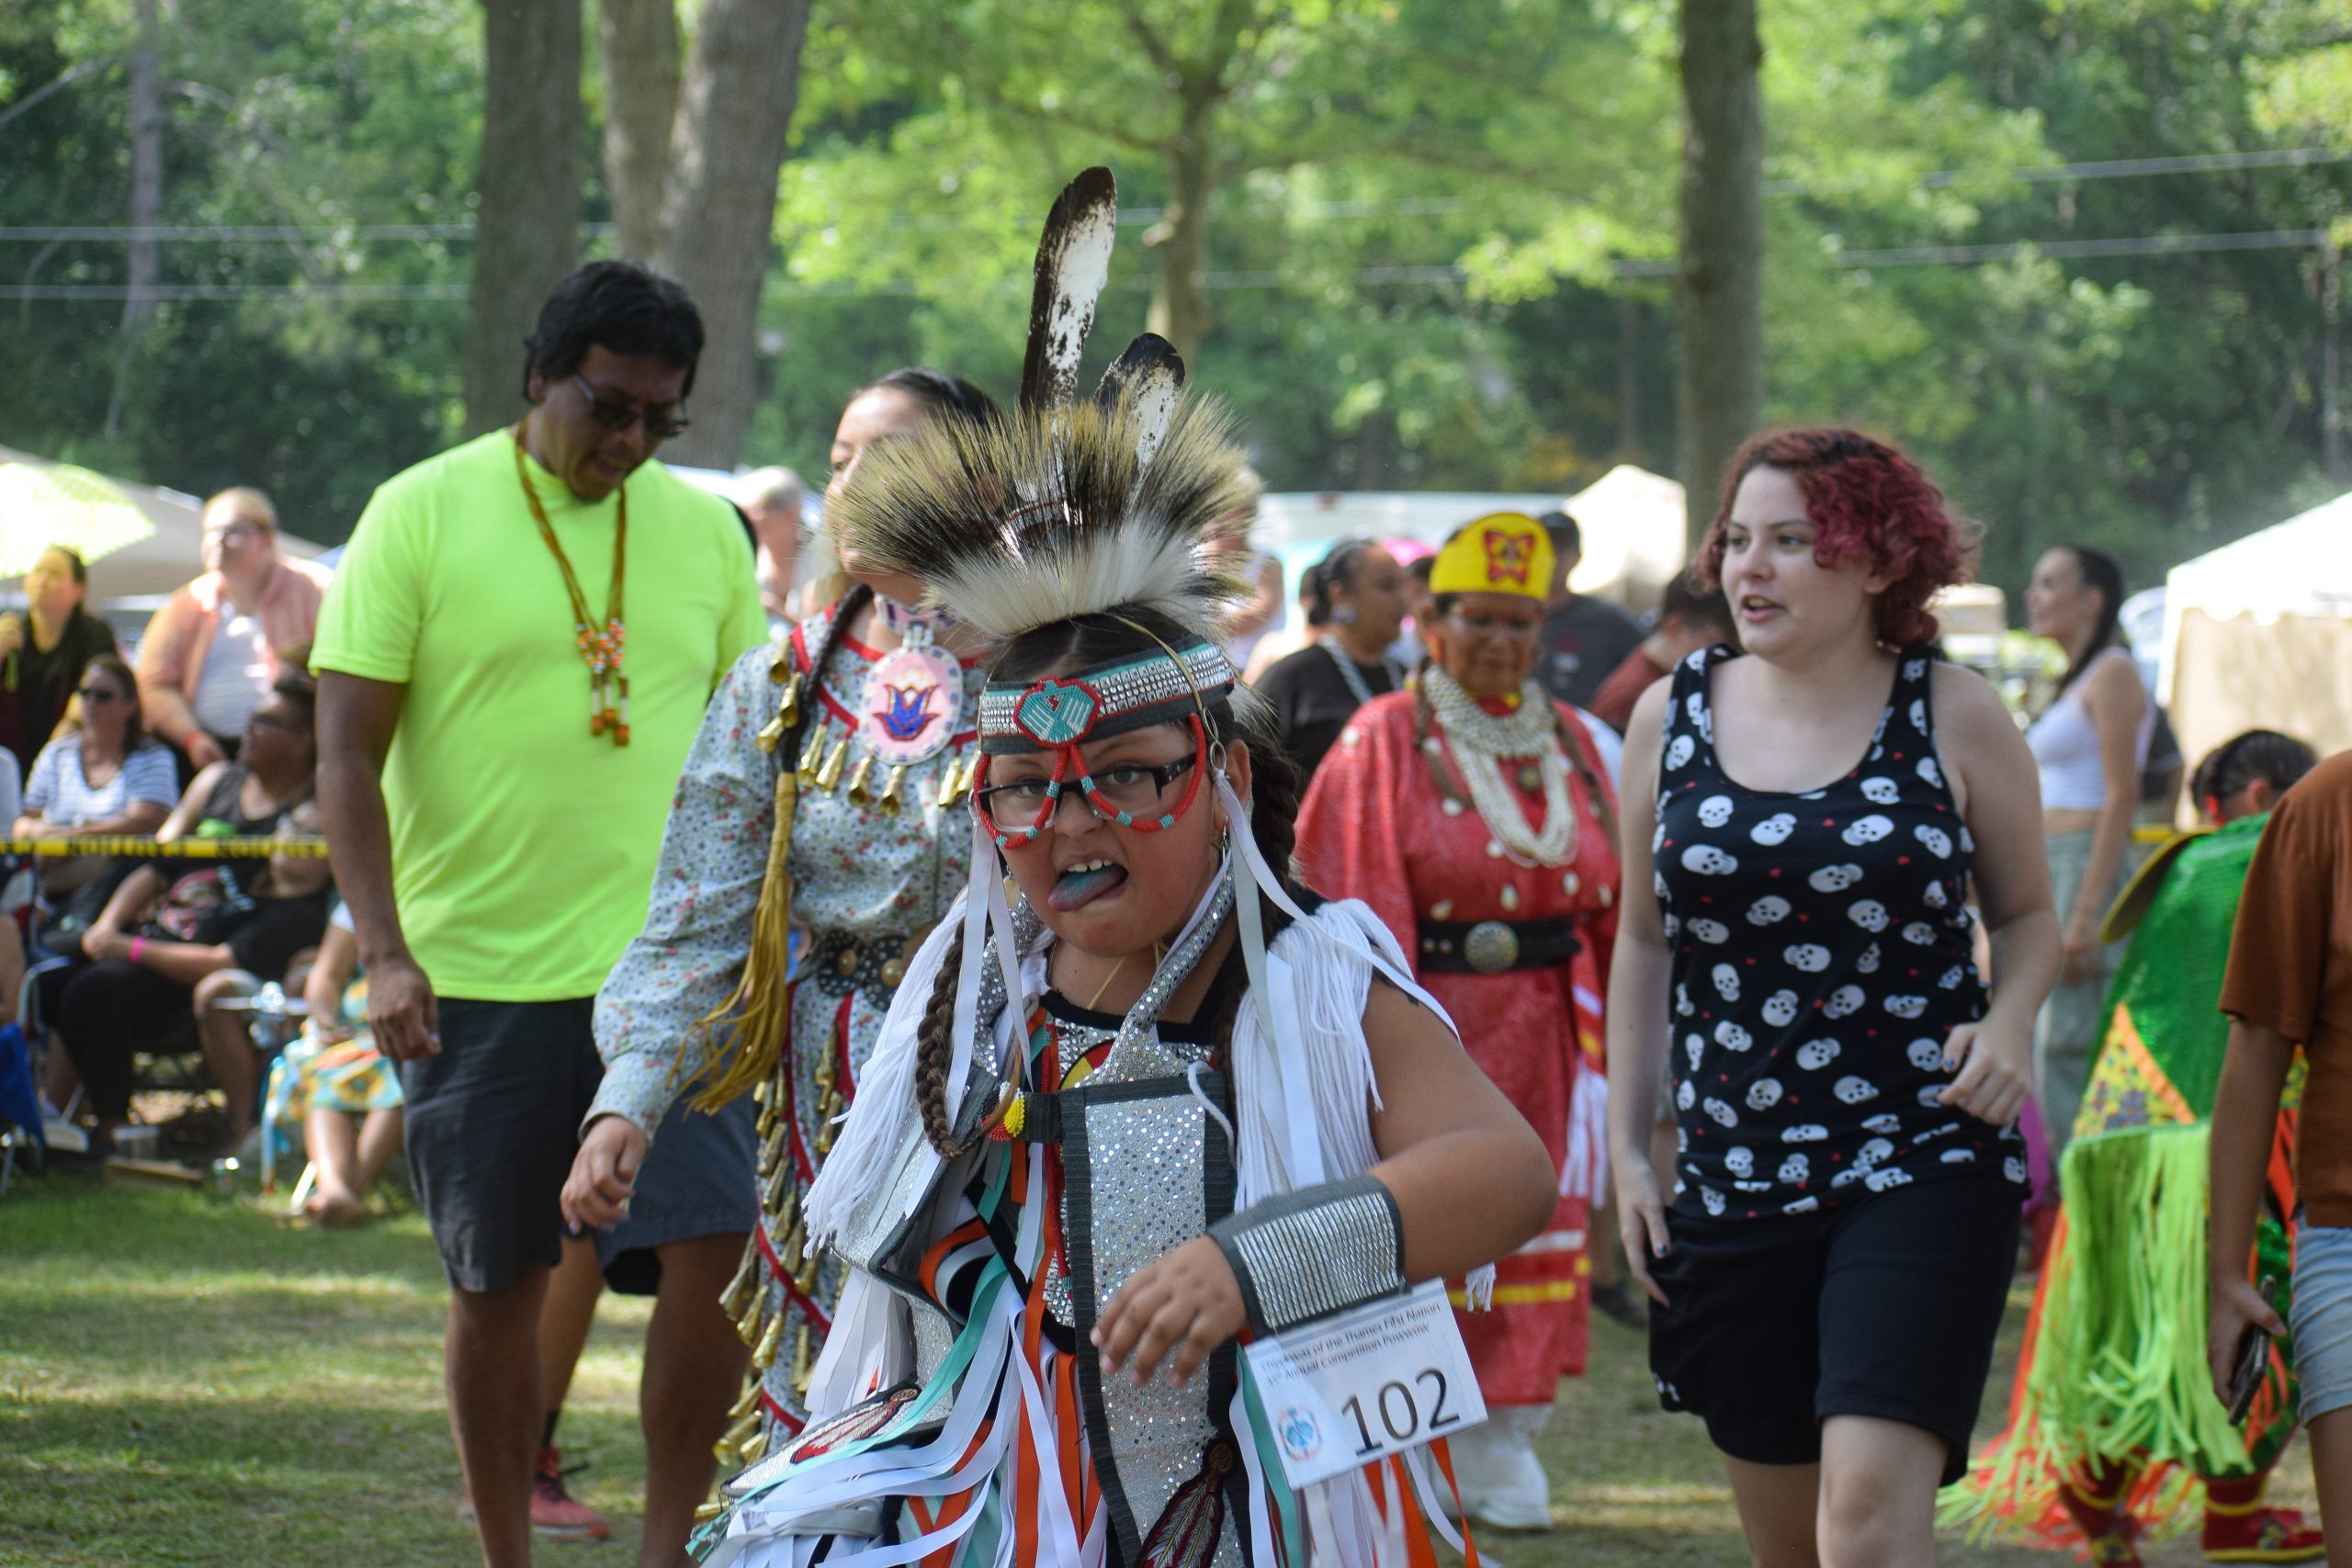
left=695, top=1501, right=728, bottom=1525
left=935, top=752, right=966, bottom=808
left=736, top=1288, right=769, bottom=1347
left=814, top=736, right=850, bottom=793
left=842, top=752, right=875, bottom=807
left=728, top=1380, right=763, bottom=1422
left=876, top=763, right=908, bottom=816
left=791, top=1325, right=814, bottom=1396
left=752, top=1301, right=787, bottom=1369
left=776, top=670, right=801, bottom=728
left=719, top=1242, right=763, bottom=1318
left=738, top=1425, right=772, bottom=1465
left=797, top=727, right=827, bottom=787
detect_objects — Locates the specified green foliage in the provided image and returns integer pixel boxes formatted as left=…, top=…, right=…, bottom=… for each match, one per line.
left=0, top=0, right=2346, bottom=588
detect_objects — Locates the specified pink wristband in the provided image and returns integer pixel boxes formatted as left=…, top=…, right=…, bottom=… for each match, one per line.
left=128, top=936, right=145, bottom=964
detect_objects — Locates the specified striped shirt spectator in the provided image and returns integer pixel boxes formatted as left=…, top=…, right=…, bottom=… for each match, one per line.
left=24, top=736, right=177, bottom=830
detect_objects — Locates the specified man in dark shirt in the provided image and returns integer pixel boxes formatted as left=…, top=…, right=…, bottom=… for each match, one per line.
left=1534, top=510, right=1644, bottom=710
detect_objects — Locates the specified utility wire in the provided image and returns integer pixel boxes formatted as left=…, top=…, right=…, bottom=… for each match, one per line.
left=6, top=228, right=2334, bottom=303
left=4, top=147, right=2346, bottom=244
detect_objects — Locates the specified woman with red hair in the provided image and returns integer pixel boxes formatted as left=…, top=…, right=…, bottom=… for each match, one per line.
left=1607, top=429, right=2061, bottom=1565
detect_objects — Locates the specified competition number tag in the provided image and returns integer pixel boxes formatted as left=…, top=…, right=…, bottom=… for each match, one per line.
left=1241, top=1280, right=1487, bottom=1489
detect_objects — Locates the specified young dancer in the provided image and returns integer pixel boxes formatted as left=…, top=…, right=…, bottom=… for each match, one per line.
left=686, top=167, right=1558, bottom=1568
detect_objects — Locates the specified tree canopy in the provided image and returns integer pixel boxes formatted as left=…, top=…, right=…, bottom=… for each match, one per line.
left=1, top=0, right=2346, bottom=601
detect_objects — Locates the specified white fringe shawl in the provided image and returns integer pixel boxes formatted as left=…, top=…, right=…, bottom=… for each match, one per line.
left=778, top=875, right=1494, bottom=1567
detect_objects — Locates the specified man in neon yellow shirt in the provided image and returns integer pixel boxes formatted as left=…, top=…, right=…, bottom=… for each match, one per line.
left=314, top=261, right=764, bottom=1568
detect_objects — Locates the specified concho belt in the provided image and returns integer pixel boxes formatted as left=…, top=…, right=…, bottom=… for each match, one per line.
left=1417, top=916, right=1581, bottom=976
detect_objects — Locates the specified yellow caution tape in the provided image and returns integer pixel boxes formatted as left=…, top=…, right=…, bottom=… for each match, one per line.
left=0, top=835, right=328, bottom=858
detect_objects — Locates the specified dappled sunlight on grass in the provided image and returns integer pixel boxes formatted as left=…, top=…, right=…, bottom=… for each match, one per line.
left=0, top=1177, right=2325, bottom=1566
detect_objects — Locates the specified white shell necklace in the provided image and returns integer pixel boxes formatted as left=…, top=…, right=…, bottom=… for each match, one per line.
left=1422, top=665, right=1577, bottom=868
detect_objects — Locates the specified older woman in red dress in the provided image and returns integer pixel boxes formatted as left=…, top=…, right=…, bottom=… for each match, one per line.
left=1295, top=511, right=1621, bottom=1531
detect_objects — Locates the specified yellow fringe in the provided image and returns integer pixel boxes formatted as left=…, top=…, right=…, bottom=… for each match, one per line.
left=690, top=760, right=799, bottom=1114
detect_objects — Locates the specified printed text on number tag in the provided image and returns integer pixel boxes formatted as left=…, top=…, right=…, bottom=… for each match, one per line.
left=1240, top=1280, right=1487, bottom=1489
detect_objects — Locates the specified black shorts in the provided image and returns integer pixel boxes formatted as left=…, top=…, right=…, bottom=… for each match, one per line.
left=594, top=1088, right=759, bottom=1297
left=399, top=997, right=602, bottom=1293
left=1647, top=1175, right=2019, bottom=1484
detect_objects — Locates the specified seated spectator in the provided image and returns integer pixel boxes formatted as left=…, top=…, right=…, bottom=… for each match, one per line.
left=39, top=674, right=322, bottom=1144
left=273, top=900, right=401, bottom=1224
left=0, top=546, right=120, bottom=778
left=52, top=800, right=332, bottom=1150
left=15, top=654, right=177, bottom=852
left=136, top=486, right=330, bottom=773
left=1588, top=572, right=1736, bottom=735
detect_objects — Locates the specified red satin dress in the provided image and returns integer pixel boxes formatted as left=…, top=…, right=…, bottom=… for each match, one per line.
left=1293, top=687, right=1621, bottom=1405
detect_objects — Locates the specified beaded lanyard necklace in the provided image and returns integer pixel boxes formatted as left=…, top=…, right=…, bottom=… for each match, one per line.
left=1321, top=637, right=1401, bottom=708
left=514, top=432, right=629, bottom=746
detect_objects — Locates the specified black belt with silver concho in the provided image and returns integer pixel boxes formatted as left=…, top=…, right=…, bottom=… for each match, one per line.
left=1416, top=917, right=1580, bottom=976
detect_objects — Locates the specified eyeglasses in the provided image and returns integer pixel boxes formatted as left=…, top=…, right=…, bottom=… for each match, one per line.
left=75, top=685, right=126, bottom=704
left=573, top=374, right=689, bottom=440
left=976, top=754, right=1199, bottom=831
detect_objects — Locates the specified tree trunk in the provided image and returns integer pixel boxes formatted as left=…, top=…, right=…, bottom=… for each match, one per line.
left=2324, top=242, right=2345, bottom=485
left=651, top=0, right=812, bottom=468
left=1674, top=0, right=1764, bottom=547
left=599, top=0, right=679, bottom=261
left=1145, top=112, right=1215, bottom=361
left=462, top=0, right=582, bottom=438
left=105, top=0, right=164, bottom=439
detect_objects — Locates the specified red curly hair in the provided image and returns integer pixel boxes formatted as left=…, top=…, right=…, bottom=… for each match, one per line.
left=1695, top=428, right=1974, bottom=648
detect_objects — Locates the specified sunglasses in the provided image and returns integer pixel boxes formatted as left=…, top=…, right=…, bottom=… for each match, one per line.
left=573, top=374, right=689, bottom=440
left=75, top=685, right=127, bottom=704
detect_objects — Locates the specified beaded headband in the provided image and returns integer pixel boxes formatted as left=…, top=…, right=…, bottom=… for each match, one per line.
left=976, top=638, right=1237, bottom=756
left=972, top=635, right=1236, bottom=847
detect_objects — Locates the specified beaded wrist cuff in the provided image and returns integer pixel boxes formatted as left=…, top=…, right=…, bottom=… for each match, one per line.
left=1207, top=1174, right=1408, bottom=1336
left=977, top=638, right=1237, bottom=755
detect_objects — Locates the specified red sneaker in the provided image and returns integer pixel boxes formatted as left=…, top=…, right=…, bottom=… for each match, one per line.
left=458, top=1446, right=613, bottom=1542
left=2202, top=1505, right=2324, bottom=1563
left=530, top=1445, right=613, bottom=1541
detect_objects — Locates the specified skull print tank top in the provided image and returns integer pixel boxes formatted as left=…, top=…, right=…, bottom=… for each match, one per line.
left=1653, top=645, right=2027, bottom=1220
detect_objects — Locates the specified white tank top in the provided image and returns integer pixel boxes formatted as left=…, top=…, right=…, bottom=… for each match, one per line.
left=2026, top=648, right=2153, bottom=811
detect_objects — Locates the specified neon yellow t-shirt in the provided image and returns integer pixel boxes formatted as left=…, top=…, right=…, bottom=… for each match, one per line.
left=312, top=430, right=764, bottom=1000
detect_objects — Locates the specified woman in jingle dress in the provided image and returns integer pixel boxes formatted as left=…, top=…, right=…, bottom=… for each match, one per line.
left=1293, top=510, right=1622, bottom=1531
left=564, top=367, right=1000, bottom=1450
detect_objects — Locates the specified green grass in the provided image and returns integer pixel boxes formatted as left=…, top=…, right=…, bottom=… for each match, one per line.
left=0, top=1175, right=2319, bottom=1565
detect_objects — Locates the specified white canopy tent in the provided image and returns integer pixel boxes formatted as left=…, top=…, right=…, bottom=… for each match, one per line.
left=2159, top=491, right=2352, bottom=770
left=1254, top=464, right=1690, bottom=612
left=0, top=443, right=330, bottom=607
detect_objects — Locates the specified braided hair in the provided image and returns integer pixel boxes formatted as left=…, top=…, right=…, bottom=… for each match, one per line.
left=910, top=609, right=1309, bottom=1152
left=2052, top=544, right=2128, bottom=697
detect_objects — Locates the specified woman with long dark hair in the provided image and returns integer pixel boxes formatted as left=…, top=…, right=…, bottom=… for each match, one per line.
left=567, top=365, right=1002, bottom=1473
left=1609, top=428, right=2059, bottom=1566
left=2023, top=543, right=2154, bottom=1173
left=0, top=545, right=119, bottom=776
